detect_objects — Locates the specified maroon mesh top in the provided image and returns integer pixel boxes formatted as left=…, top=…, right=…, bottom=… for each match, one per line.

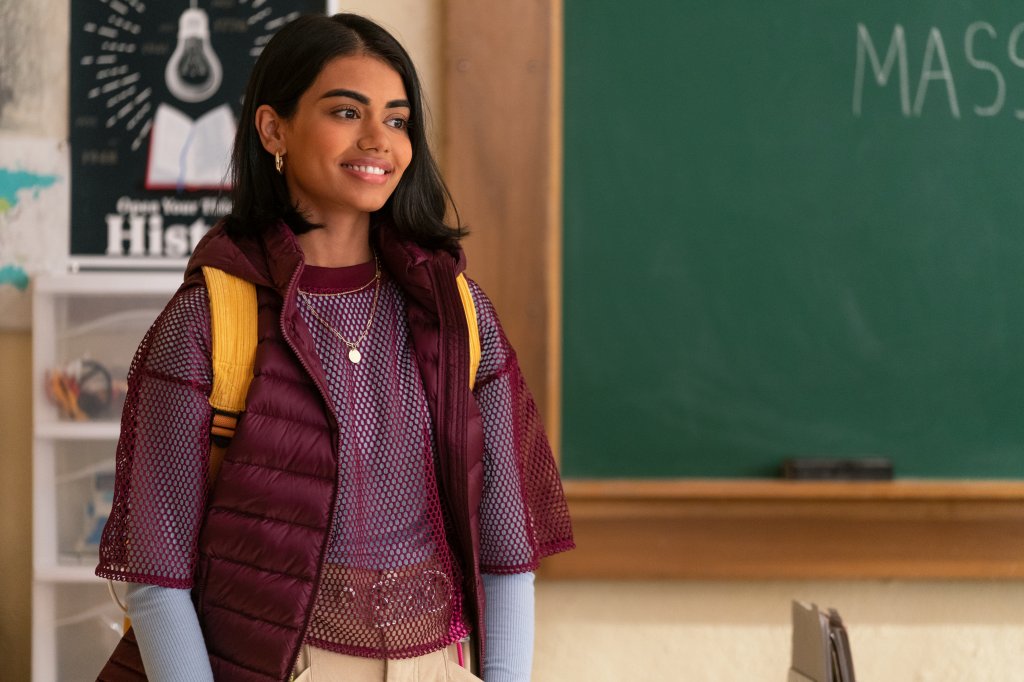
left=97, top=259, right=574, bottom=659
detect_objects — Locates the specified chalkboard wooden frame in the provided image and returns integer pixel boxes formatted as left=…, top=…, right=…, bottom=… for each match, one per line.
left=443, top=0, right=563, bottom=442
left=444, top=1, right=1024, bottom=580
left=542, top=481, right=1024, bottom=579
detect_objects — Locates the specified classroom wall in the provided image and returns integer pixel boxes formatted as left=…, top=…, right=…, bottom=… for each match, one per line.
left=0, top=332, right=33, bottom=682
left=4, top=2, right=1024, bottom=681
left=0, top=1, right=65, bottom=680
left=328, top=4, right=1024, bottom=680
left=536, top=580, right=1024, bottom=681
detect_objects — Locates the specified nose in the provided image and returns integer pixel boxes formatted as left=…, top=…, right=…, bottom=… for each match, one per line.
left=357, top=120, right=389, bottom=153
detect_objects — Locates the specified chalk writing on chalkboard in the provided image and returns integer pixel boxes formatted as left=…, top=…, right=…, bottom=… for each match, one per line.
left=853, top=22, right=1024, bottom=119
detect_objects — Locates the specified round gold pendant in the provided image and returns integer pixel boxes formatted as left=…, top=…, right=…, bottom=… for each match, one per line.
left=348, top=348, right=362, bottom=364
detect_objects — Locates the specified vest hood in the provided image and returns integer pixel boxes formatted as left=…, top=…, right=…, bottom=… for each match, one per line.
left=185, top=219, right=467, bottom=302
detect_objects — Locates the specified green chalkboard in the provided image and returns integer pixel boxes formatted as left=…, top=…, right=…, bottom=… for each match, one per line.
left=562, top=1, right=1024, bottom=478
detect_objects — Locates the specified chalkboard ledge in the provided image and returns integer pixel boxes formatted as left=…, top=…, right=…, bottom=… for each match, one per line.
left=540, top=480, right=1024, bottom=580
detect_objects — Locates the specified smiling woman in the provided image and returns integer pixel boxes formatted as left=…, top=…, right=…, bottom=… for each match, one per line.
left=226, top=13, right=460, bottom=258
left=94, top=12, right=573, bottom=682
left=254, top=55, right=414, bottom=263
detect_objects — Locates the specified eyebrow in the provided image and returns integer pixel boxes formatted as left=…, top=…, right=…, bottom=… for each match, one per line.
left=319, top=88, right=410, bottom=109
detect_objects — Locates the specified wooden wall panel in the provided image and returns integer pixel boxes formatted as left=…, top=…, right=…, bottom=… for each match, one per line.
left=0, top=332, right=33, bottom=681
left=442, top=0, right=561, bottom=442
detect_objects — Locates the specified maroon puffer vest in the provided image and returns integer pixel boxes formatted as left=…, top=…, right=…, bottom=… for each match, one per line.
left=98, top=222, right=486, bottom=681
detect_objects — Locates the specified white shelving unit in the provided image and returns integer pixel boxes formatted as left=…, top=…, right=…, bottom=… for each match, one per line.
left=32, top=272, right=181, bottom=682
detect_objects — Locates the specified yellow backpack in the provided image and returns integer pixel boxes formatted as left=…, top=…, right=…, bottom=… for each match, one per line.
left=202, top=266, right=482, bottom=479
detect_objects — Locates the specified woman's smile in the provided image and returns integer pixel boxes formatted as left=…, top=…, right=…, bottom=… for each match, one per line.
left=341, top=157, right=395, bottom=184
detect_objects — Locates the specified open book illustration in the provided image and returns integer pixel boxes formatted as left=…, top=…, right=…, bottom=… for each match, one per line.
left=146, top=102, right=235, bottom=190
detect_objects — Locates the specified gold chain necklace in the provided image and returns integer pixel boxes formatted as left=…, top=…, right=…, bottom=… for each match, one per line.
left=298, top=255, right=382, bottom=364
left=297, top=270, right=379, bottom=298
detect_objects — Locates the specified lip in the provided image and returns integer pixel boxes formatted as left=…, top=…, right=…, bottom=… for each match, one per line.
left=340, top=157, right=394, bottom=185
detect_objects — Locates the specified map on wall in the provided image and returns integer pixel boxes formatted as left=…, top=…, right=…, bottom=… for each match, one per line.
left=69, top=0, right=325, bottom=267
left=0, top=135, right=69, bottom=330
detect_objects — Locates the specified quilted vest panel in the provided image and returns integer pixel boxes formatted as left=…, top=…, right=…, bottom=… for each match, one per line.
left=196, top=288, right=338, bottom=680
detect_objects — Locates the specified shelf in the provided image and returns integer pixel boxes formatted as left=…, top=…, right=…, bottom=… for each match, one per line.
left=35, top=564, right=104, bottom=584
left=35, top=421, right=121, bottom=440
left=34, top=271, right=182, bottom=295
left=32, top=271, right=181, bottom=681
left=69, top=255, right=189, bottom=272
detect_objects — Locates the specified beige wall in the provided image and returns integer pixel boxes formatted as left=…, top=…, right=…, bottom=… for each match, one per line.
left=0, top=0, right=68, bottom=136
left=536, top=580, right=1024, bottom=681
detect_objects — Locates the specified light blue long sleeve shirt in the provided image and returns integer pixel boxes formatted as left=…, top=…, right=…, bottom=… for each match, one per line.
left=127, top=571, right=535, bottom=682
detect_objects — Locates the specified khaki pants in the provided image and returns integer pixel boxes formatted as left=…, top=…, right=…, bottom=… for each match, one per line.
left=291, top=642, right=482, bottom=682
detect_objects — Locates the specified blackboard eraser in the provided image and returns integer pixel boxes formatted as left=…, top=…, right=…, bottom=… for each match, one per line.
left=781, top=457, right=893, bottom=481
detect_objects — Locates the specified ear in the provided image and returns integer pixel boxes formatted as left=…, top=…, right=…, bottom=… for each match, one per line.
left=254, top=104, right=287, bottom=155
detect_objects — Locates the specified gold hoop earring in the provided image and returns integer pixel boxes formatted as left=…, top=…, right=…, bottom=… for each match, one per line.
left=275, top=151, right=284, bottom=175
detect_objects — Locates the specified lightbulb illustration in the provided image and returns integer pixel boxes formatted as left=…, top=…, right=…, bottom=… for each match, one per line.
left=164, top=4, right=223, bottom=103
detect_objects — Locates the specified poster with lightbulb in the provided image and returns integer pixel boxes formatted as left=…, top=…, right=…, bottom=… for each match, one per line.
left=69, top=0, right=326, bottom=267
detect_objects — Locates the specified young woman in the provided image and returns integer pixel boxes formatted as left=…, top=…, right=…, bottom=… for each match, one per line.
left=96, top=13, right=573, bottom=682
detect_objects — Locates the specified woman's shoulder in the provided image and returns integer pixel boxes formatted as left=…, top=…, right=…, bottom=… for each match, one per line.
left=160, top=283, right=210, bottom=329
left=464, top=276, right=503, bottom=334
left=141, top=283, right=212, bottom=374
left=463, top=277, right=518, bottom=381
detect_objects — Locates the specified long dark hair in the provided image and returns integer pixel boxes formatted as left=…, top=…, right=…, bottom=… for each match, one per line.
left=226, top=13, right=463, bottom=252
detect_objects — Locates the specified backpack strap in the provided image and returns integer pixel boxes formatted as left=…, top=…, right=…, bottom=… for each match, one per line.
left=202, top=265, right=258, bottom=483
left=456, top=273, right=481, bottom=391
left=105, top=267, right=258, bottom=635
left=201, top=266, right=475, bottom=472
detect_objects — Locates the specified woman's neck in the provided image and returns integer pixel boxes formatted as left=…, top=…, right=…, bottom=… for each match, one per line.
left=295, top=212, right=373, bottom=267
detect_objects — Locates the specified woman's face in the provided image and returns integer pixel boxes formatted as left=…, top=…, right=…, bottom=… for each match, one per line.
left=264, top=54, right=413, bottom=223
